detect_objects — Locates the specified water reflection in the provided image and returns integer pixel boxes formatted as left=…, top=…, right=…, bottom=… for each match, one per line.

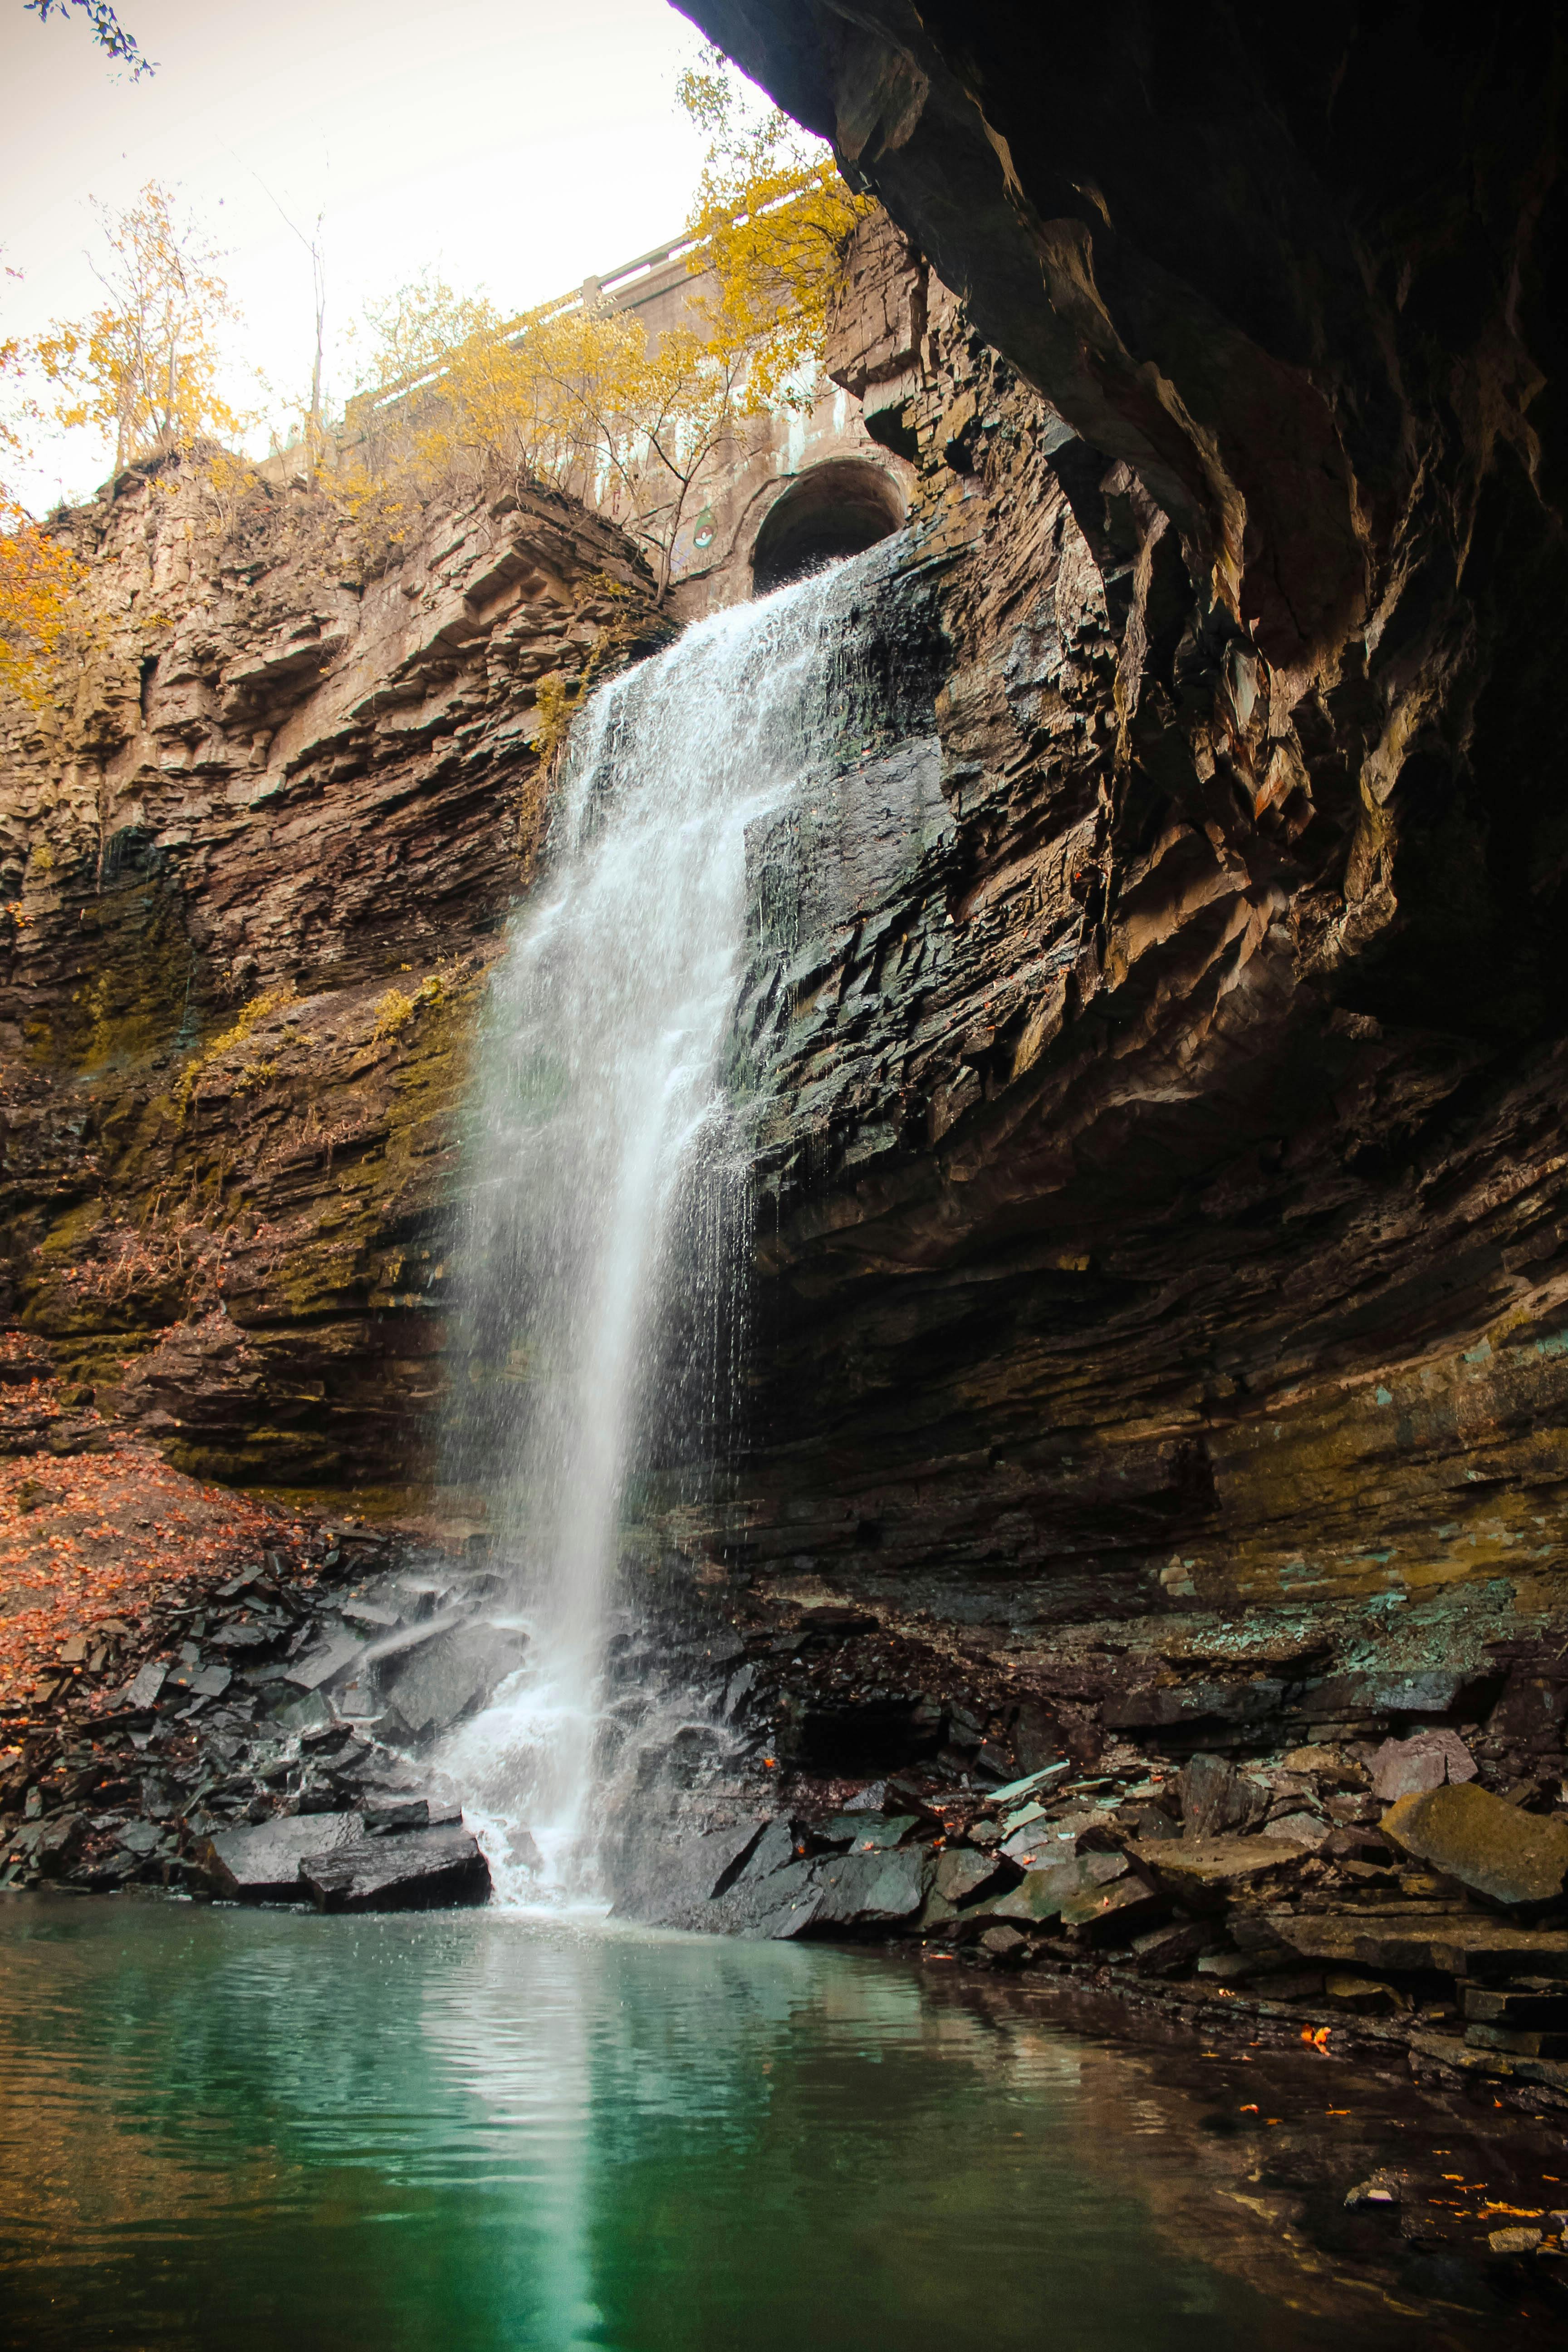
left=0, top=1898, right=1542, bottom=2351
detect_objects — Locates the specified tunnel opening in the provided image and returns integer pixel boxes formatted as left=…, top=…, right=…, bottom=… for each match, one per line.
left=750, top=458, right=907, bottom=596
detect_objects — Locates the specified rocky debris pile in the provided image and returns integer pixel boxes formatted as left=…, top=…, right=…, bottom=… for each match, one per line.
left=626, top=1740, right=1568, bottom=2103
left=204, top=1805, right=489, bottom=1912
left=0, top=1522, right=505, bottom=1911
left=600, top=1588, right=1568, bottom=2116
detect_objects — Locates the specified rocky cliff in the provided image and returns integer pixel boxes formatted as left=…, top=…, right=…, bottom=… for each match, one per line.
left=3, top=0, right=1567, bottom=1812
left=662, top=7, right=1568, bottom=1720
left=0, top=460, right=662, bottom=1489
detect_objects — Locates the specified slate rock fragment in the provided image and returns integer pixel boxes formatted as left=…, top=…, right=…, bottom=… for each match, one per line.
left=1178, top=1753, right=1268, bottom=1838
left=299, top=1823, right=491, bottom=1913
left=202, top=1810, right=365, bottom=1901
left=825, top=1811, right=924, bottom=1852
left=1266, top=1908, right=1568, bottom=1977
left=1463, top=1985, right=1568, bottom=2028
left=1344, top=2169, right=1403, bottom=2208
left=810, top=1847, right=930, bottom=1928
left=124, top=1661, right=167, bottom=1710
left=362, top=1792, right=459, bottom=1832
left=208, top=1620, right=287, bottom=1652
left=1382, top=1781, right=1568, bottom=1909
left=1130, top=1835, right=1300, bottom=1910
left=1130, top=1920, right=1216, bottom=1976
left=1369, top=1730, right=1477, bottom=1801
left=1261, top=1811, right=1332, bottom=1849
left=283, top=1630, right=363, bottom=1694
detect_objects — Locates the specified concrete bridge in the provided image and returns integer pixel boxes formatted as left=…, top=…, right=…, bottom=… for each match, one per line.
left=300, top=228, right=913, bottom=614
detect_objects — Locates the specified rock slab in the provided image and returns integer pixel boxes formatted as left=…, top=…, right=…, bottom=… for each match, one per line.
left=1381, top=1782, right=1568, bottom=1909
left=204, top=1811, right=366, bottom=1901
left=299, top=1823, right=491, bottom=1913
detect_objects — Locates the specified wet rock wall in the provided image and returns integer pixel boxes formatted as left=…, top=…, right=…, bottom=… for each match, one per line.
left=662, top=11, right=1568, bottom=1690
left=0, top=461, right=662, bottom=1487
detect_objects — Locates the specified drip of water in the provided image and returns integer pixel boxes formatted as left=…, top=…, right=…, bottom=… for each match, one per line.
left=441, top=562, right=863, bottom=1903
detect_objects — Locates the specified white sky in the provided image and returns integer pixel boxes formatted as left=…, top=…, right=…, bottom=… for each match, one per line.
left=2, top=0, right=717, bottom=509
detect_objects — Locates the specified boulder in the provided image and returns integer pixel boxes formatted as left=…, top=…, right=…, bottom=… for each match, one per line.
left=809, top=1847, right=930, bottom=1928
left=756, top=1861, right=826, bottom=1939
left=731, top=1817, right=802, bottom=1884
left=607, top=1815, right=767, bottom=1928
left=299, top=1822, right=491, bottom=1912
left=1369, top=1731, right=1477, bottom=1802
left=377, top=1622, right=523, bottom=1739
left=984, top=1849, right=1152, bottom=1936
left=202, top=1810, right=365, bottom=1901
left=933, top=1847, right=1007, bottom=1906
left=1381, top=1781, right=1568, bottom=1908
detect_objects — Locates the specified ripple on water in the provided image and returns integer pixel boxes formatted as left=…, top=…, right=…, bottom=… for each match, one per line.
left=0, top=1895, right=1543, bottom=2352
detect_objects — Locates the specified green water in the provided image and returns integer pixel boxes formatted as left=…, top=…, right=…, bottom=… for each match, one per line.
left=0, top=1895, right=1501, bottom=2350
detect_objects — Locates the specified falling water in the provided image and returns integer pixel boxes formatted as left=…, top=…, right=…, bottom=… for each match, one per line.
left=440, top=559, right=867, bottom=1901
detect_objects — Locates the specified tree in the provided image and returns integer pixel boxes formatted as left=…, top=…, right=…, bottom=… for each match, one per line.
left=36, top=182, right=245, bottom=470
left=677, top=47, right=871, bottom=405
left=257, top=181, right=329, bottom=480
left=344, top=277, right=753, bottom=599
left=0, top=270, right=88, bottom=707
left=0, top=513, right=89, bottom=705
left=23, top=0, right=151, bottom=77
left=340, top=56, right=867, bottom=601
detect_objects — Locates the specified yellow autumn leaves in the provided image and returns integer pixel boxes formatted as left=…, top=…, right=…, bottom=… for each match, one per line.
left=1, top=51, right=871, bottom=697
left=3, top=181, right=245, bottom=706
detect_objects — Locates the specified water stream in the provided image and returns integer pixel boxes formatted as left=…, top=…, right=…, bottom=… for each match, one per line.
left=5, top=1895, right=1532, bottom=2352
left=440, top=564, right=858, bottom=1900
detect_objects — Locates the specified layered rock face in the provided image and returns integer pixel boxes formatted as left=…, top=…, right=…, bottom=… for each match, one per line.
left=669, top=7, right=1568, bottom=1686
left=4, top=0, right=1566, bottom=1795
left=0, top=463, right=660, bottom=1485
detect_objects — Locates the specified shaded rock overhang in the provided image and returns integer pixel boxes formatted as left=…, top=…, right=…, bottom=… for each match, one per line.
left=671, top=0, right=1568, bottom=1626
left=677, top=2, right=1563, bottom=677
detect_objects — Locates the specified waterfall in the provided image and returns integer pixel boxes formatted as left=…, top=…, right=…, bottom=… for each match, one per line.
left=438, top=559, right=866, bottom=1902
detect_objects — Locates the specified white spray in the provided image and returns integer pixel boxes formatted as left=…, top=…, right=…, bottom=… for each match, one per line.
left=440, top=563, right=862, bottom=1901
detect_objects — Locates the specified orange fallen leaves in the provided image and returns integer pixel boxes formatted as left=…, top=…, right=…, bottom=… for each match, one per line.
left=0, top=1430, right=306, bottom=1706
